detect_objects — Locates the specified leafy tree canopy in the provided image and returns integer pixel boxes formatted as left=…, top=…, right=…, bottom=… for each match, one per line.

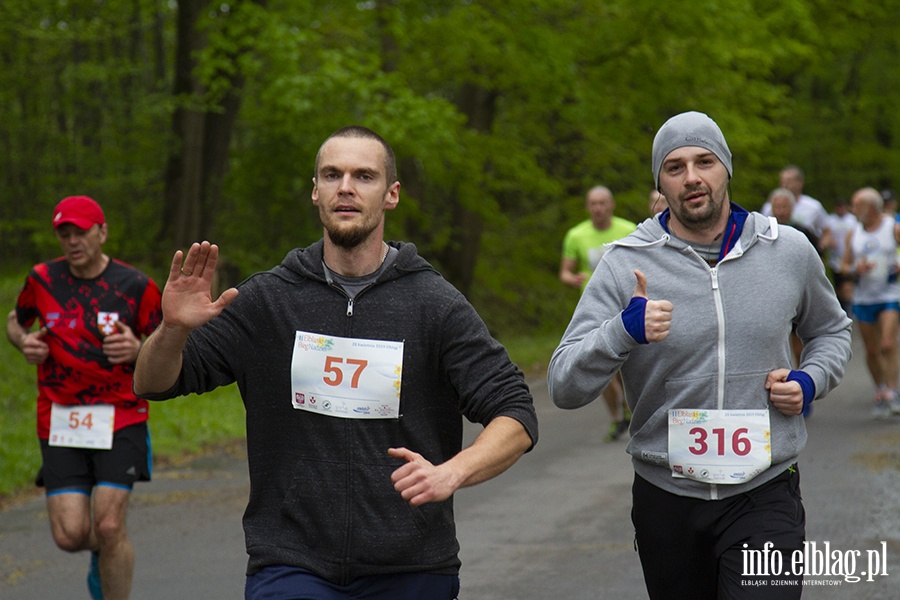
left=2, top=0, right=899, bottom=337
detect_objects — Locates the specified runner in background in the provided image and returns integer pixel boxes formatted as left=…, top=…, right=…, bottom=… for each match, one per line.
left=559, top=186, right=636, bottom=441
left=768, top=186, right=830, bottom=417
left=7, top=195, right=162, bottom=600
left=842, top=187, right=900, bottom=419
left=826, top=197, right=857, bottom=317
left=760, top=165, right=832, bottom=253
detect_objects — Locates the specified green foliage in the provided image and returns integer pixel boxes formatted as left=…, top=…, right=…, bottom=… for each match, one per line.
left=0, top=273, right=39, bottom=496
left=778, top=0, right=900, bottom=203
left=3, top=0, right=900, bottom=339
left=143, top=386, right=247, bottom=459
left=0, top=0, right=175, bottom=266
left=503, top=331, right=568, bottom=378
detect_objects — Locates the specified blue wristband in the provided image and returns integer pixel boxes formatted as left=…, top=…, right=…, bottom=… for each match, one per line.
left=622, top=297, right=648, bottom=344
left=786, top=370, right=815, bottom=410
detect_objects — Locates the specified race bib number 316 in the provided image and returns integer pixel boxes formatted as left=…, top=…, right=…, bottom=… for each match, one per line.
left=290, top=331, right=403, bottom=419
left=668, top=408, right=771, bottom=484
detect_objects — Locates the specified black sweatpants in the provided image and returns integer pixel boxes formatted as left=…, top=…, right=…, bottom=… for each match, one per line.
left=632, top=466, right=805, bottom=600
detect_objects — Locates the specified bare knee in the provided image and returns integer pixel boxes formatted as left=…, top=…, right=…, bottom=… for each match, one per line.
left=93, top=512, right=127, bottom=547
left=91, top=485, right=132, bottom=548
left=47, top=495, right=92, bottom=552
left=51, top=524, right=91, bottom=553
left=865, top=346, right=881, bottom=363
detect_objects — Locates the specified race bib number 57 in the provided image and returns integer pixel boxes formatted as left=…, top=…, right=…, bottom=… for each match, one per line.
left=668, top=408, right=771, bottom=484
left=290, top=331, right=403, bottom=419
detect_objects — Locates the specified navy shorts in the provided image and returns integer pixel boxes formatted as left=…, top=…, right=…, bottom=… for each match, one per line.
left=244, top=566, right=460, bottom=600
left=37, top=422, right=152, bottom=495
left=852, top=301, right=900, bottom=324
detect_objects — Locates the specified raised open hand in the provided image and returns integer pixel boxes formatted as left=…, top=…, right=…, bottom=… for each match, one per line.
left=161, top=241, right=239, bottom=332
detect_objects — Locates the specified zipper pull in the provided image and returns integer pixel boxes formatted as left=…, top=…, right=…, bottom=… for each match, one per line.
left=347, top=297, right=354, bottom=316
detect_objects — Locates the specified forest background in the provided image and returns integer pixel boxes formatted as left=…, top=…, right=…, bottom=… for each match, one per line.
left=3, top=0, right=900, bottom=339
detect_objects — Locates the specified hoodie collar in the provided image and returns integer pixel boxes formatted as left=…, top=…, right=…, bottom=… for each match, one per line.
left=280, top=239, right=434, bottom=282
left=660, top=202, right=749, bottom=263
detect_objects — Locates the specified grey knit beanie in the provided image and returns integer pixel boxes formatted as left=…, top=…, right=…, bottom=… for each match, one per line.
left=651, top=111, right=732, bottom=189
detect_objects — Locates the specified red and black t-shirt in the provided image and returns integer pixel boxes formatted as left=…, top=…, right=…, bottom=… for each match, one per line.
left=15, top=257, right=162, bottom=439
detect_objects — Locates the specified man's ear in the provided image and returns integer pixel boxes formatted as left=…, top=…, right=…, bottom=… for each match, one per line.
left=311, top=177, right=319, bottom=206
left=384, top=181, right=400, bottom=211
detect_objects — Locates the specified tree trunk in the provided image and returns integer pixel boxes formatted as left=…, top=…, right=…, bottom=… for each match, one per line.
left=439, top=82, right=498, bottom=295
left=159, top=0, right=251, bottom=252
left=160, top=0, right=207, bottom=250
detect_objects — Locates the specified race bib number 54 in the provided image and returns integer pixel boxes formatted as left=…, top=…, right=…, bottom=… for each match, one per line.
left=290, top=331, right=403, bottom=419
left=49, top=404, right=115, bottom=449
left=668, top=408, right=771, bottom=484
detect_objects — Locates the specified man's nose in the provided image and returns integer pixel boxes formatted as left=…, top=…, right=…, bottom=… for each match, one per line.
left=338, top=174, right=354, bottom=193
left=684, top=163, right=702, bottom=183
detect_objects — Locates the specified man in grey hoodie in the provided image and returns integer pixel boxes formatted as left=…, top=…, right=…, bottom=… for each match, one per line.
left=548, top=111, right=852, bottom=599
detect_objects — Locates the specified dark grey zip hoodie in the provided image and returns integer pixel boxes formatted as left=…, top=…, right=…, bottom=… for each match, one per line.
left=142, top=240, right=538, bottom=583
left=549, top=210, right=851, bottom=500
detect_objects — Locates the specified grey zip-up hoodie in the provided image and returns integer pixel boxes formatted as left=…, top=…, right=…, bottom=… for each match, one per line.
left=548, top=209, right=851, bottom=500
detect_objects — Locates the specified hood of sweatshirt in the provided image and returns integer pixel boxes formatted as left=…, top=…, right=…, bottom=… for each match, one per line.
left=274, top=239, right=436, bottom=285
left=615, top=203, right=777, bottom=260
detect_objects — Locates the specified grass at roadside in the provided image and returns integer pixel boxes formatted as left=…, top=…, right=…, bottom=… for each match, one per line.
left=1, top=358, right=246, bottom=500
left=503, top=331, right=561, bottom=378
left=0, top=272, right=560, bottom=500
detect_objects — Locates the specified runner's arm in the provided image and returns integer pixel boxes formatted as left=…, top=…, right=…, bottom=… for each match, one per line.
left=133, top=323, right=189, bottom=394
left=6, top=309, right=26, bottom=350
left=389, top=416, right=532, bottom=506
left=133, top=241, right=237, bottom=395
left=560, top=256, right=587, bottom=289
left=7, top=310, right=50, bottom=364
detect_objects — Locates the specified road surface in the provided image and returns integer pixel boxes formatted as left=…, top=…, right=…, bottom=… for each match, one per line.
left=1, top=333, right=897, bottom=598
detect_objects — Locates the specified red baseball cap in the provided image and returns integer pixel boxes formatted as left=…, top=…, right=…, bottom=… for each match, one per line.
left=52, top=196, right=105, bottom=230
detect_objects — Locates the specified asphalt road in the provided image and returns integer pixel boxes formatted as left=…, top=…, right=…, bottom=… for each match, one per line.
left=1, top=332, right=898, bottom=599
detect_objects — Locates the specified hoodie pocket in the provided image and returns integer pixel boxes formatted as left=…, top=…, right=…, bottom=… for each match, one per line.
left=280, top=459, right=350, bottom=553
left=347, top=463, right=456, bottom=567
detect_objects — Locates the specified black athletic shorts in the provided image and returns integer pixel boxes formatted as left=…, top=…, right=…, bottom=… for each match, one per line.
left=37, top=422, right=152, bottom=495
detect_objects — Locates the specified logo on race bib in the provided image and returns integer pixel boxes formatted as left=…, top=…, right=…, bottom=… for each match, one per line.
left=670, top=409, right=710, bottom=424
left=296, top=333, right=335, bottom=352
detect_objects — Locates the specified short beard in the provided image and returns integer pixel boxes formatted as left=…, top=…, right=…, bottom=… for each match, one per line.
left=670, top=186, right=727, bottom=230
left=325, top=222, right=374, bottom=249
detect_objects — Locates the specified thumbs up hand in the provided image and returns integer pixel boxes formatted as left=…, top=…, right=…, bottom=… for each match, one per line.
left=632, top=269, right=650, bottom=299
left=630, top=270, right=673, bottom=344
